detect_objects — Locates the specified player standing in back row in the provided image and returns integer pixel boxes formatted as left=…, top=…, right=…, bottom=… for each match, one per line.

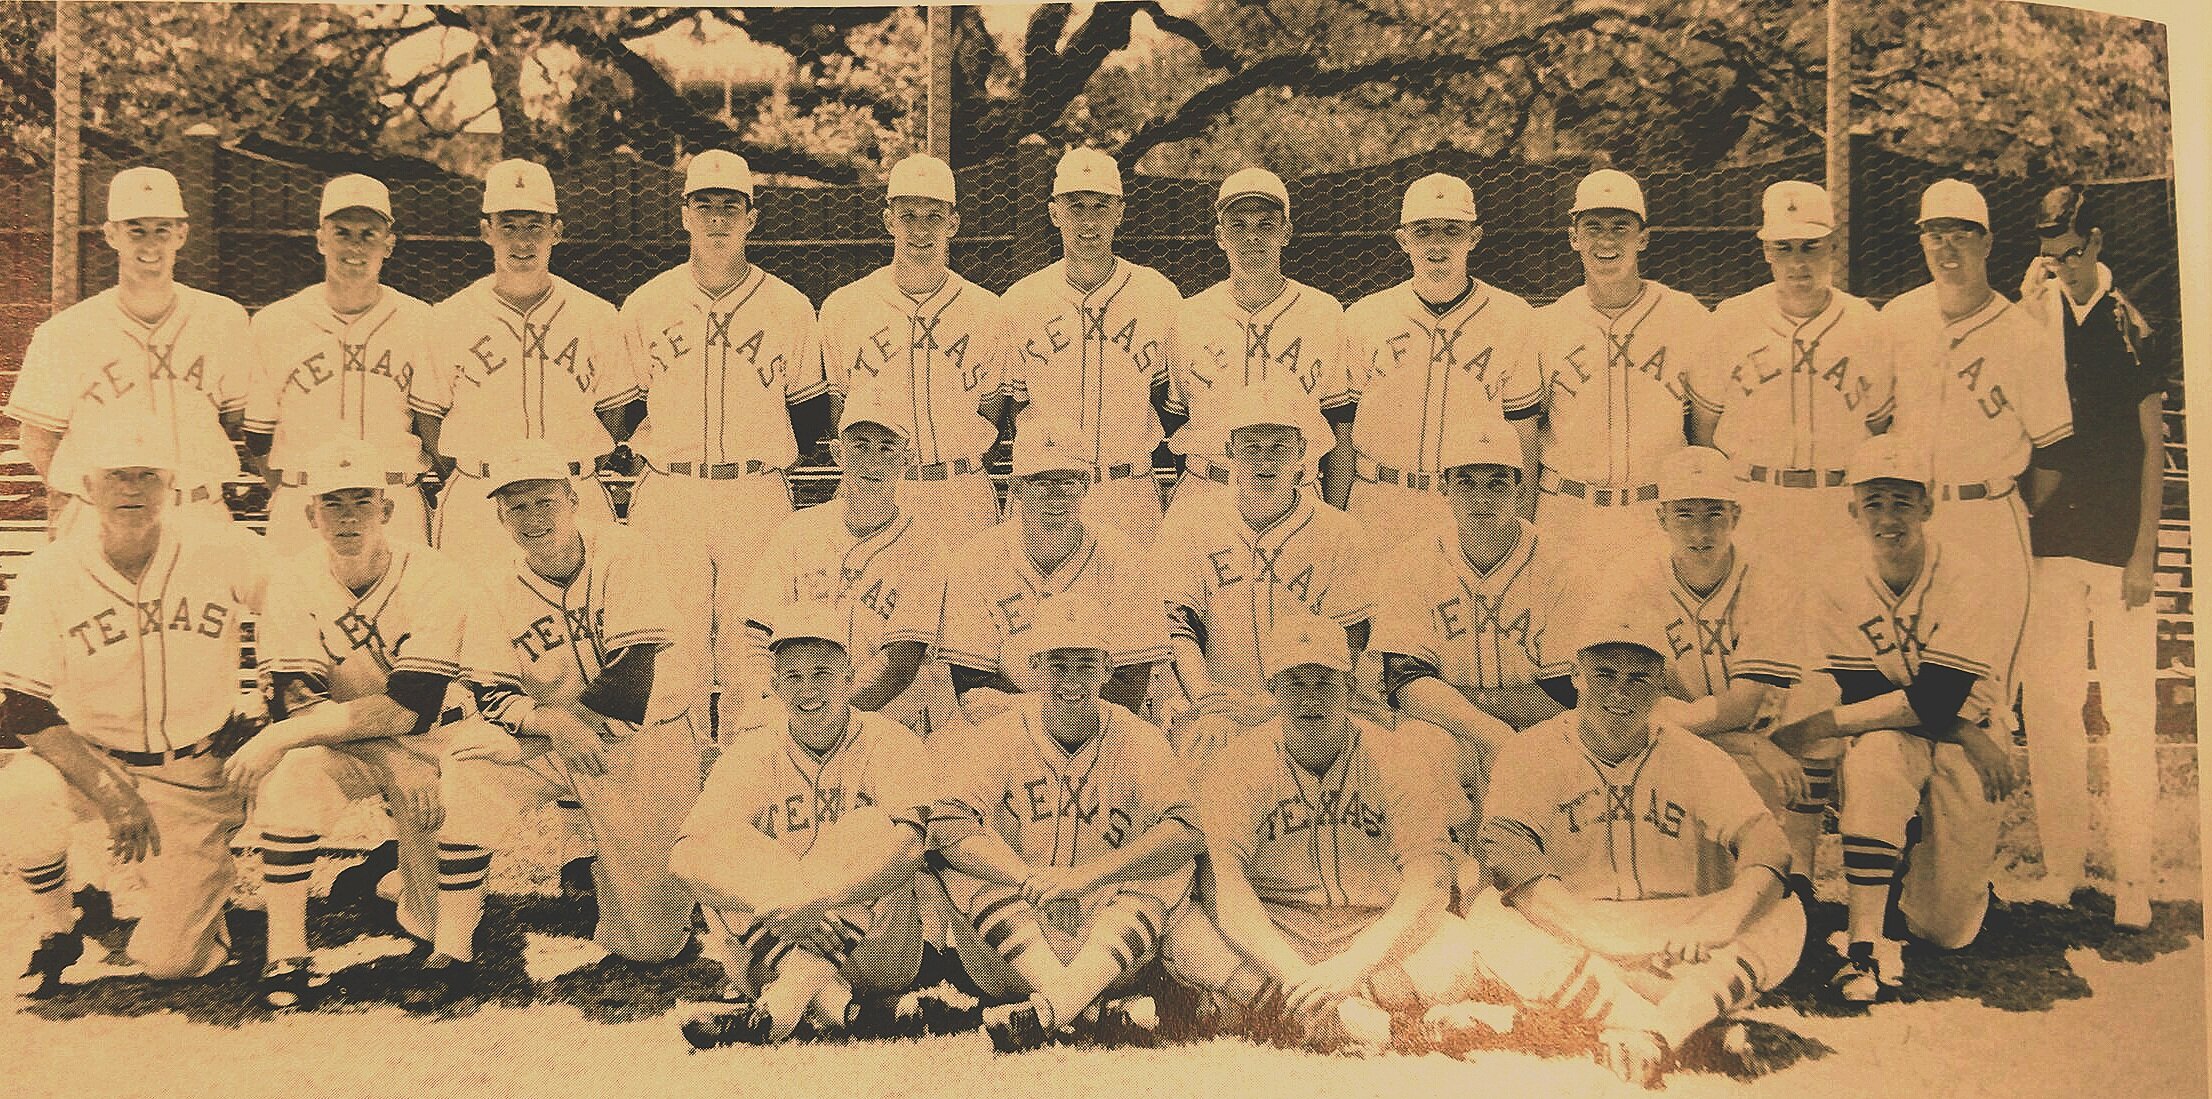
left=1531, top=169, right=1711, bottom=559
left=999, top=148, right=1183, bottom=547
left=621, top=149, right=826, bottom=739
left=820, top=154, right=1012, bottom=549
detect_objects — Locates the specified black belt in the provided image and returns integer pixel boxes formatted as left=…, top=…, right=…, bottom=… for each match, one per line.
left=659, top=459, right=775, bottom=479
left=1743, top=465, right=1848, bottom=489
left=173, top=485, right=216, bottom=505
left=905, top=455, right=986, bottom=482
left=1940, top=478, right=2015, bottom=502
left=1185, top=456, right=1233, bottom=485
left=277, top=470, right=422, bottom=488
left=1543, top=475, right=1660, bottom=507
left=1355, top=457, right=1436, bottom=492
left=457, top=460, right=587, bottom=478
left=1102, top=462, right=1150, bottom=482
left=437, top=705, right=467, bottom=726
left=103, top=731, right=221, bottom=767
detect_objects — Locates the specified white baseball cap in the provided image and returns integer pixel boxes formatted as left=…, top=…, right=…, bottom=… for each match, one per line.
left=320, top=174, right=393, bottom=222
left=1216, top=167, right=1290, bottom=217
left=1567, top=601, right=1672, bottom=664
left=1014, top=595, right=1113, bottom=664
left=1845, top=434, right=1932, bottom=489
left=1053, top=148, right=1123, bottom=198
left=1571, top=168, right=1646, bottom=220
left=766, top=600, right=850, bottom=655
left=1263, top=613, right=1353, bottom=677
left=1436, top=416, right=1521, bottom=472
left=1656, top=446, right=1742, bottom=503
left=1757, top=181, right=1832, bottom=241
left=107, top=166, right=188, bottom=222
left=482, top=438, right=575, bottom=498
left=837, top=390, right=914, bottom=443
left=47, top=407, right=181, bottom=490
left=1918, top=179, right=1989, bottom=231
left=296, top=439, right=393, bottom=495
left=483, top=159, right=558, bottom=215
left=887, top=154, right=956, bottom=205
left=1011, top=415, right=1095, bottom=479
left=1400, top=173, right=1477, bottom=225
left=685, top=150, right=754, bottom=197
left=1220, top=382, right=1316, bottom=444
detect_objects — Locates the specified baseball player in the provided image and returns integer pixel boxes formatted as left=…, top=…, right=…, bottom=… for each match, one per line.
left=939, top=416, right=1169, bottom=725
left=1371, top=416, right=1570, bottom=841
left=1193, top=613, right=1487, bottom=1051
left=1531, top=169, right=1712, bottom=559
left=403, top=439, right=702, bottom=1011
left=819, top=154, right=1011, bottom=549
left=929, top=596, right=1203, bottom=1052
left=621, top=149, right=827, bottom=737
left=1162, top=167, right=1352, bottom=517
left=1878, top=179, right=2071, bottom=719
left=673, top=602, right=941, bottom=1047
left=245, top=174, right=436, bottom=554
left=999, top=147, right=1183, bottom=547
left=1344, top=173, right=1542, bottom=550
left=0, top=412, right=265, bottom=996
left=412, top=159, right=637, bottom=565
left=1689, top=181, right=1895, bottom=565
left=736, top=391, right=949, bottom=735
left=2014, top=185, right=2165, bottom=928
left=1466, top=601, right=1805, bottom=1089
left=6, top=166, right=249, bottom=534
left=1155, top=383, right=1375, bottom=764
left=228, top=439, right=469, bottom=1009
left=1763, top=435, right=2027, bottom=1003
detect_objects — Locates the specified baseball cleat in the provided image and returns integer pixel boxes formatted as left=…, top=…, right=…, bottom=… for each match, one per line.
left=1831, top=954, right=1881, bottom=1004
left=682, top=1002, right=775, bottom=1050
left=328, top=840, right=399, bottom=910
left=398, top=953, right=477, bottom=1013
left=984, top=996, right=1056, bottom=1053
left=1077, top=994, right=1160, bottom=1048
left=16, top=931, right=83, bottom=1000
left=1597, top=1027, right=1668, bottom=1089
left=559, top=855, right=598, bottom=898
left=259, top=956, right=329, bottom=1012
left=2114, top=883, right=2153, bottom=931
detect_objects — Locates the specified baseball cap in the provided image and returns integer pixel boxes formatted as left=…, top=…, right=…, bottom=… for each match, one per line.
left=296, top=439, right=392, bottom=495
left=47, top=408, right=181, bottom=490
left=1566, top=601, right=1672, bottom=664
left=1917, top=179, right=1988, bottom=231
left=1757, top=181, right=1832, bottom=241
left=1013, top=595, right=1113, bottom=664
left=1011, top=415, right=1095, bottom=479
left=483, top=159, right=558, bottom=216
left=684, top=150, right=754, bottom=197
left=320, top=174, right=393, bottom=222
left=1215, top=168, right=1290, bottom=217
left=837, top=390, right=914, bottom=443
left=1436, top=416, right=1521, bottom=473
left=1844, top=434, right=1932, bottom=490
left=107, top=166, right=188, bottom=222
left=765, top=600, right=850, bottom=655
left=1053, top=148, right=1123, bottom=197
left=887, top=154, right=956, bottom=205
left=481, top=438, right=575, bottom=498
left=1571, top=169, right=1646, bottom=220
left=1400, top=173, right=1478, bottom=225
left=1220, top=382, right=1315, bottom=443
left=1656, top=446, right=1742, bottom=503
left=1263, top=613, right=1354, bottom=677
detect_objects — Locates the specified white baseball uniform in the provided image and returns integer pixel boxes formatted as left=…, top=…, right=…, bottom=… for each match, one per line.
left=938, top=522, right=1170, bottom=694
left=1001, top=259, right=1182, bottom=546
left=414, top=275, right=633, bottom=562
left=1162, top=280, right=1350, bottom=516
left=247, top=285, right=436, bottom=552
left=820, top=268, right=1011, bottom=547
left=1344, top=279, right=1542, bottom=549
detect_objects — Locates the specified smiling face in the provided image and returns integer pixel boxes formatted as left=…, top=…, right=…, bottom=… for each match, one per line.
left=318, top=211, right=395, bottom=289
left=1574, top=643, right=1666, bottom=743
left=772, top=638, right=856, bottom=740
left=86, top=466, right=172, bottom=536
left=1761, top=236, right=1832, bottom=299
left=1443, top=463, right=1521, bottom=533
left=1395, top=219, right=1479, bottom=284
left=1568, top=211, right=1647, bottom=282
left=493, top=480, right=579, bottom=556
left=885, top=197, right=958, bottom=269
left=1031, top=645, right=1110, bottom=733
left=1849, top=479, right=1934, bottom=556
left=308, top=487, right=393, bottom=559
left=1227, top=424, right=1305, bottom=496
left=1215, top=197, right=1289, bottom=279
left=1051, top=192, right=1123, bottom=264
left=683, top=189, right=756, bottom=260
left=834, top=421, right=911, bottom=493
left=1918, top=219, right=1991, bottom=292
left=103, top=217, right=188, bottom=288
left=480, top=211, right=561, bottom=277
left=1016, top=469, right=1089, bottom=533
left=1657, top=497, right=1740, bottom=565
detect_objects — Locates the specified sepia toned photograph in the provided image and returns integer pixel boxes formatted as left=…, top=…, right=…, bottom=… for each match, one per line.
left=0, top=0, right=2202, bottom=1095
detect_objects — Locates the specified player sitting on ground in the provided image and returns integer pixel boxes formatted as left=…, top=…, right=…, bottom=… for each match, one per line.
left=929, top=597, right=1205, bottom=1052
left=1466, top=601, right=1805, bottom=1089
left=228, top=440, right=469, bottom=1010
left=674, top=603, right=944, bottom=1048
left=1764, top=434, right=2027, bottom=1004
left=1155, top=383, right=1375, bottom=766
left=1191, top=613, right=1490, bottom=1052
left=939, top=415, right=1168, bottom=727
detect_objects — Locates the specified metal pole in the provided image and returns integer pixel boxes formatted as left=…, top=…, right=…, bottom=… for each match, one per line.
left=927, top=4, right=953, bottom=161
left=51, top=0, right=82, bottom=308
left=1825, top=0, right=1851, bottom=293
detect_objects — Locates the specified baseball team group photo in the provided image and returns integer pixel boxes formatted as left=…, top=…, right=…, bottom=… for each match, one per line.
left=0, top=1, right=2202, bottom=1096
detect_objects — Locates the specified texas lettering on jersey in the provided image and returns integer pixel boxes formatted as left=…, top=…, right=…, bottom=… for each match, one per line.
left=751, top=781, right=879, bottom=841
left=1555, top=781, right=1689, bottom=839
left=66, top=597, right=234, bottom=654
left=1258, top=786, right=1386, bottom=842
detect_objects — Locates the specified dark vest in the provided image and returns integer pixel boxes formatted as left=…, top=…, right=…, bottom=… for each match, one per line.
left=2029, top=288, right=2165, bottom=567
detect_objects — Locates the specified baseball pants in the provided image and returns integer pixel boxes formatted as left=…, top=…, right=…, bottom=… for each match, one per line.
left=431, top=471, right=616, bottom=565
left=1458, top=885, right=1805, bottom=1050
left=2020, top=555, right=2160, bottom=896
left=439, top=714, right=702, bottom=962
left=1164, top=898, right=1483, bottom=1011
left=1925, top=490, right=2034, bottom=719
left=1839, top=727, right=2002, bottom=949
left=941, top=873, right=1182, bottom=1005
left=626, top=468, right=793, bottom=737
left=263, top=482, right=429, bottom=557
left=712, top=884, right=926, bottom=1000
left=252, top=732, right=449, bottom=941
left=1346, top=477, right=1453, bottom=555
left=898, top=468, right=1001, bottom=551
left=1, top=751, right=245, bottom=979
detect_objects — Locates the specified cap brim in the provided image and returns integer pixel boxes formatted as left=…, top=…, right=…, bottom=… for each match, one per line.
left=1215, top=190, right=1287, bottom=213
left=1757, top=221, right=1832, bottom=241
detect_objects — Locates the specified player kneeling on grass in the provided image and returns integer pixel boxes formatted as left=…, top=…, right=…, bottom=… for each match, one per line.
left=929, top=597, right=1204, bottom=1052
left=1465, top=601, right=1806, bottom=1089
left=229, top=440, right=470, bottom=1010
left=1763, top=434, right=2026, bottom=1004
left=673, top=603, right=944, bottom=1048
left=1190, top=612, right=1493, bottom=1052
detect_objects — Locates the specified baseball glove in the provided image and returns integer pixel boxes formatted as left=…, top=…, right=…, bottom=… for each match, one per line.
left=208, top=711, right=270, bottom=759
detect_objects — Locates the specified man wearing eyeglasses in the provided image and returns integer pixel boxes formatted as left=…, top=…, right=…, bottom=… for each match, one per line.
left=2011, top=185, right=2165, bottom=930
left=620, top=150, right=826, bottom=740
left=1877, top=179, right=2072, bottom=760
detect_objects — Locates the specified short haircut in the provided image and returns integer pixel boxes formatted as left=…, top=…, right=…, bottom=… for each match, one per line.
left=2036, top=184, right=2100, bottom=238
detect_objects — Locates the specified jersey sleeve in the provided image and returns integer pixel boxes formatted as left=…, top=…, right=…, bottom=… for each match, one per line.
left=1495, top=297, right=1545, bottom=417
left=1683, top=735, right=1773, bottom=851
left=1107, top=544, right=1171, bottom=668
left=2012, top=314, right=2074, bottom=448
left=243, top=307, right=284, bottom=435
left=818, top=289, right=854, bottom=399
left=934, top=547, right=1002, bottom=674
left=207, top=298, right=256, bottom=415
left=586, top=305, right=641, bottom=413
left=1920, top=552, right=2024, bottom=684
left=617, top=290, right=657, bottom=399
left=225, top=526, right=271, bottom=615
left=1528, top=542, right=1576, bottom=680
left=882, top=533, right=947, bottom=650
left=869, top=720, right=942, bottom=834
left=1813, top=576, right=1877, bottom=679
left=1367, top=543, right=1443, bottom=667
left=1374, top=728, right=1464, bottom=872
left=1861, top=305, right=1899, bottom=426
left=6, top=313, right=77, bottom=432
left=257, top=564, right=335, bottom=682
left=1683, top=303, right=1736, bottom=418
left=1128, top=717, right=1199, bottom=832
left=410, top=303, right=461, bottom=417
left=1195, top=736, right=1268, bottom=867
left=1313, top=299, right=1355, bottom=410
left=598, top=536, right=677, bottom=654
left=782, top=291, right=829, bottom=404
left=390, top=555, right=468, bottom=679
left=1339, top=298, right=1379, bottom=402
left=1150, top=508, right=1209, bottom=619
left=1316, top=514, right=1376, bottom=628
left=1475, top=725, right=1560, bottom=891
left=0, top=555, right=65, bottom=701
left=460, top=582, right=525, bottom=689
left=682, top=735, right=767, bottom=841
left=1728, top=562, right=1804, bottom=686
left=1161, top=303, right=1196, bottom=417
left=924, top=717, right=1004, bottom=844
